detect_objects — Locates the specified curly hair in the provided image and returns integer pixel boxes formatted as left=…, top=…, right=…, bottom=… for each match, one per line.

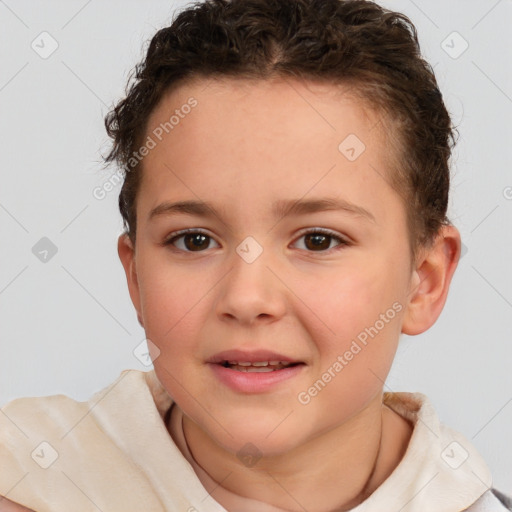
left=103, top=0, right=457, bottom=257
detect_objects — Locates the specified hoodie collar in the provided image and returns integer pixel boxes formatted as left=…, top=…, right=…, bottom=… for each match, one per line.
left=144, top=370, right=492, bottom=511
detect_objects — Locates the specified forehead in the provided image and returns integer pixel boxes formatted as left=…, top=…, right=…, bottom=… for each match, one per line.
left=144, top=76, right=391, bottom=161
left=148, top=76, right=382, bottom=138
left=139, top=77, right=400, bottom=224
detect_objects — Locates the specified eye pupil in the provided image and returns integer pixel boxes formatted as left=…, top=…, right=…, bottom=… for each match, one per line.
left=185, top=233, right=209, bottom=251
left=305, top=233, right=330, bottom=251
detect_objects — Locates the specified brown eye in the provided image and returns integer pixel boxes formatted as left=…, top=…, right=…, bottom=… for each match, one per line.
left=164, top=230, right=219, bottom=252
left=304, top=233, right=331, bottom=251
left=294, top=229, right=348, bottom=252
left=182, top=233, right=210, bottom=251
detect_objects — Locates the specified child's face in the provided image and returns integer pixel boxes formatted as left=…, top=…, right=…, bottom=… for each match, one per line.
left=123, top=78, right=418, bottom=455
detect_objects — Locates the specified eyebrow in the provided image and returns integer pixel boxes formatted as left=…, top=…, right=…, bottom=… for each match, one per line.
left=148, top=197, right=375, bottom=223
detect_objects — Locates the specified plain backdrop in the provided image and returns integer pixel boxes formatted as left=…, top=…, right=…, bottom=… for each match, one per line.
left=1, top=0, right=511, bottom=493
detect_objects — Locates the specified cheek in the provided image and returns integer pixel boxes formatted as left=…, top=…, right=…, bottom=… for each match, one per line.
left=313, top=264, right=405, bottom=375
left=136, top=254, right=208, bottom=353
left=313, top=266, right=392, bottom=337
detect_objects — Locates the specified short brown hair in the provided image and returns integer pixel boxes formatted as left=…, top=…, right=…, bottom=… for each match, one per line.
left=103, top=0, right=457, bottom=257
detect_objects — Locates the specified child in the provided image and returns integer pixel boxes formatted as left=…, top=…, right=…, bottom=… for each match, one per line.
left=1, top=0, right=510, bottom=510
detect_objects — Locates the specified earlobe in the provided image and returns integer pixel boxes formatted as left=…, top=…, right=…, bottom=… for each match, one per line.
left=117, top=233, right=144, bottom=328
left=401, top=225, right=461, bottom=336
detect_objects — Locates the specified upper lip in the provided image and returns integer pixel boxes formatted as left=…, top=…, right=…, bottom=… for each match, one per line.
left=207, top=349, right=302, bottom=364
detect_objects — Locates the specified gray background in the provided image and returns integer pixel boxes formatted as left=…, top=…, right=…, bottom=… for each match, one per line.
left=1, top=0, right=511, bottom=493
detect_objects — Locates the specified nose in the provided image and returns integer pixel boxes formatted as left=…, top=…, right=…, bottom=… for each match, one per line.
left=214, top=244, right=287, bottom=326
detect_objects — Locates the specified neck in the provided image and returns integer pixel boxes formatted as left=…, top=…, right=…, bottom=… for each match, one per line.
left=175, top=393, right=412, bottom=512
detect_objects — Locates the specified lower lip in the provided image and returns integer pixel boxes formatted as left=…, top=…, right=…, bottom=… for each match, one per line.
left=209, top=363, right=304, bottom=393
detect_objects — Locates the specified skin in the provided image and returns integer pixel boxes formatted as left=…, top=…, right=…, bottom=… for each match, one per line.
left=109, top=77, right=460, bottom=511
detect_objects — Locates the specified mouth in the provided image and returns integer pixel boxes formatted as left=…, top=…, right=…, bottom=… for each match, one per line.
left=207, top=349, right=306, bottom=393
left=210, top=361, right=305, bottom=393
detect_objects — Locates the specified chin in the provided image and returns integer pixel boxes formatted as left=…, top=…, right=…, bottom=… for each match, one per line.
left=208, top=417, right=306, bottom=459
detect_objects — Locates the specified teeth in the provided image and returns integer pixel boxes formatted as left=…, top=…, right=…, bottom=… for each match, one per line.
left=225, top=360, right=292, bottom=366
left=222, top=360, right=298, bottom=372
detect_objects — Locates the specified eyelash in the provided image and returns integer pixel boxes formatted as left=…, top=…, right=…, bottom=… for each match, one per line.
left=162, top=228, right=350, bottom=254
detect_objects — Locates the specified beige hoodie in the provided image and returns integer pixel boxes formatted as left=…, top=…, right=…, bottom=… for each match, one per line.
left=0, top=369, right=509, bottom=511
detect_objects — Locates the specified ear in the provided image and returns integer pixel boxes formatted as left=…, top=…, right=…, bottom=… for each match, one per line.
left=117, top=233, right=144, bottom=328
left=401, top=225, right=461, bottom=335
